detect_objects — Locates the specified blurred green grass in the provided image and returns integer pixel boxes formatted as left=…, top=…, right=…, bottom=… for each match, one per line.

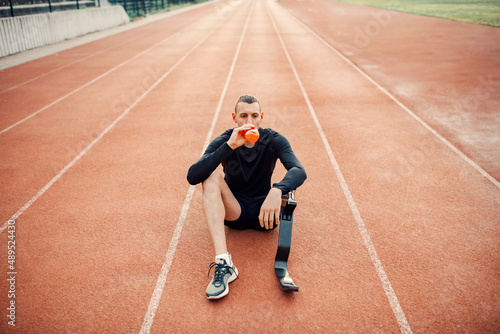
left=334, top=0, right=500, bottom=27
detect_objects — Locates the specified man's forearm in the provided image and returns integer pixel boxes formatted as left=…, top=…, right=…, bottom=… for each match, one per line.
left=186, top=143, right=233, bottom=185
left=272, top=166, right=307, bottom=194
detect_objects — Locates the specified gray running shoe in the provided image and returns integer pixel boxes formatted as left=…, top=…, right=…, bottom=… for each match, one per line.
left=206, top=258, right=238, bottom=299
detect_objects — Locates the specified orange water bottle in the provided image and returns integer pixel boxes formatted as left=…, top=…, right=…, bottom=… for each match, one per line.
left=242, top=128, right=260, bottom=143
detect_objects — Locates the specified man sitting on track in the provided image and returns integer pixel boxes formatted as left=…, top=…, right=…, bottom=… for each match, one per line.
left=187, top=94, right=307, bottom=299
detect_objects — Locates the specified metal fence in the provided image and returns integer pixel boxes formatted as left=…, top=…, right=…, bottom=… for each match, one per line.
left=109, top=0, right=195, bottom=19
left=1, top=0, right=201, bottom=19
left=1, top=0, right=98, bottom=17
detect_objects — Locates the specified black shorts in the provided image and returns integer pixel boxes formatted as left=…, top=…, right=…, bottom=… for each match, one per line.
left=224, top=195, right=277, bottom=231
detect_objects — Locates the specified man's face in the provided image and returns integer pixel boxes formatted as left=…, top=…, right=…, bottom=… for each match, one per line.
left=232, top=102, right=263, bottom=128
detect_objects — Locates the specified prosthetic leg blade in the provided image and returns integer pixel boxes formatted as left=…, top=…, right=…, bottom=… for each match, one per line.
left=274, top=192, right=299, bottom=292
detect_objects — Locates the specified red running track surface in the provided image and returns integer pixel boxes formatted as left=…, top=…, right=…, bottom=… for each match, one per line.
left=0, top=0, right=498, bottom=332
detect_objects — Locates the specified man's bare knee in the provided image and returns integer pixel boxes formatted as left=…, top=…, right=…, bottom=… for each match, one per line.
left=202, top=172, right=240, bottom=221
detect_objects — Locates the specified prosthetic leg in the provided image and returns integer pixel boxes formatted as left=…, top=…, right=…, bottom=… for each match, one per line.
left=274, top=191, right=299, bottom=291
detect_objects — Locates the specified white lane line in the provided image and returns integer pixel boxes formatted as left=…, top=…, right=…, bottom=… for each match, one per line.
left=0, top=12, right=228, bottom=235
left=138, top=3, right=253, bottom=334
left=283, top=7, right=499, bottom=190
left=267, top=3, right=413, bottom=334
left=0, top=33, right=147, bottom=95
left=0, top=0, right=220, bottom=71
left=0, top=0, right=222, bottom=94
left=0, top=13, right=210, bottom=135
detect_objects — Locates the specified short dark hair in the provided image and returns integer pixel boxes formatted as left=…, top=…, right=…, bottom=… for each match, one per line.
left=234, top=94, right=261, bottom=113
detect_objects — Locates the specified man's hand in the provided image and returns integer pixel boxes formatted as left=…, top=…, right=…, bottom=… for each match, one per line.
left=259, top=187, right=282, bottom=230
left=227, top=124, right=255, bottom=150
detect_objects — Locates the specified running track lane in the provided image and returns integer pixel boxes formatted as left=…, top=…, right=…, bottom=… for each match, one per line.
left=1, top=0, right=499, bottom=332
left=147, top=0, right=412, bottom=332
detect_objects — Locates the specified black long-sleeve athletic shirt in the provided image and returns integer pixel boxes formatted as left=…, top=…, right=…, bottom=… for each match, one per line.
left=187, top=128, right=307, bottom=197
